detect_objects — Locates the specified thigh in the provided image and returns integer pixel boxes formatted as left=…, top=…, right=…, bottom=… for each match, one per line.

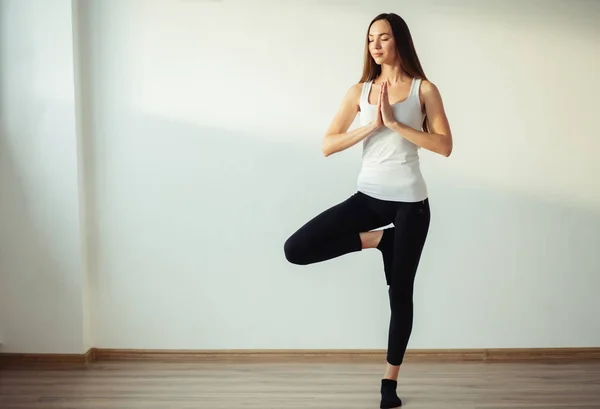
left=390, top=199, right=431, bottom=286
left=288, top=192, right=388, bottom=243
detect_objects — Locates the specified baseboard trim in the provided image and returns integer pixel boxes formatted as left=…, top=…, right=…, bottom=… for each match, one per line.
left=94, top=347, right=600, bottom=363
left=2, top=347, right=599, bottom=366
left=0, top=347, right=96, bottom=366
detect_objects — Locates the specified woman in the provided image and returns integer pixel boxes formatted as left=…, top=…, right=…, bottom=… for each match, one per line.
left=284, top=12, right=452, bottom=408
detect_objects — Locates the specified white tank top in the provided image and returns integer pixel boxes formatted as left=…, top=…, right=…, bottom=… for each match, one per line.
left=357, top=78, right=428, bottom=202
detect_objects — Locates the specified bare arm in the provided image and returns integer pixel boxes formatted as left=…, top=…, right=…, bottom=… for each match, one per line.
left=322, top=83, right=381, bottom=157
left=388, top=80, right=453, bottom=157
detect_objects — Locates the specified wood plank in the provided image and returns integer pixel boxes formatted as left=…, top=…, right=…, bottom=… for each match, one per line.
left=1, top=360, right=599, bottom=408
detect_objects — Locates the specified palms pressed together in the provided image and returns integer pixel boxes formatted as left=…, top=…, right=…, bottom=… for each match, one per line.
left=375, top=80, right=398, bottom=129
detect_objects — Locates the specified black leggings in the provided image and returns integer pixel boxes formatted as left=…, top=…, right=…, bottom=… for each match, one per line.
left=283, top=191, right=430, bottom=366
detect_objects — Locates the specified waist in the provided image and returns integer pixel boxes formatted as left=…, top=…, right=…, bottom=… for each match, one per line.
left=358, top=163, right=424, bottom=181
left=360, top=154, right=420, bottom=170
left=357, top=167, right=428, bottom=202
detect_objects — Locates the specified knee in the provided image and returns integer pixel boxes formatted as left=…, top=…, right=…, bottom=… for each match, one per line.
left=284, top=236, right=308, bottom=265
left=388, top=284, right=413, bottom=306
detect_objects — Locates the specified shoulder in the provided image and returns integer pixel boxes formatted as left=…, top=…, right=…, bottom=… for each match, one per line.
left=419, top=79, right=441, bottom=100
left=418, top=79, right=444, bottom=110
left=342, top=82, right=367, bottom=106
left=348, top=82, right=365, bottom=97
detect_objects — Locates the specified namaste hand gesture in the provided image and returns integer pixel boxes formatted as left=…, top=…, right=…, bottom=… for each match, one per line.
left=380, top=81, right=397, bottom=128
left=372, top=81, right=398, bottom=129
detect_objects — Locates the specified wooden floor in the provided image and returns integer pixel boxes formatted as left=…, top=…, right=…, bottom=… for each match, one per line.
left=1, top=361, right=599, bottom=408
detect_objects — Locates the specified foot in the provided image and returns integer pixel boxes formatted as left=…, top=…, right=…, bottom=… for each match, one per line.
left=380, top=379, right=402, bottom=408
left=376, top=228, right=395, bottom=284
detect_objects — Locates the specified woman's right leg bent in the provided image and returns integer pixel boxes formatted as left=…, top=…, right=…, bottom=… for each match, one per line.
left=284, top=192, right=386, bottom=265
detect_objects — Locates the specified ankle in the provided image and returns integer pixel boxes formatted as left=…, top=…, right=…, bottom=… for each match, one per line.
left=381, top=378, right=397, bottom=387
left=383, top=363, right=400, bottom=380
left=374, top=229, right=384, bottom=248
left=360, top=230, right=383, bottom=249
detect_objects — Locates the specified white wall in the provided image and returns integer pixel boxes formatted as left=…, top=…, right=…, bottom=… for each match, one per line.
left=1, top=0, right=599, bottom=354
left=0, top=0, right=89, bottom=353
left=82, top=0, right=600, bottom=350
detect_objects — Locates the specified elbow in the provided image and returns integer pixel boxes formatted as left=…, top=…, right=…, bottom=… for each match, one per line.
left=440, top=137, right=453, bottom=157
left=441, top=145, right=452, bottom=157
left=321, top=137, right=334, bottom=157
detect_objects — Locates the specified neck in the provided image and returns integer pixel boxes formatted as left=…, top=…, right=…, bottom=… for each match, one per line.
left=378, top=63, right=408, bottom=84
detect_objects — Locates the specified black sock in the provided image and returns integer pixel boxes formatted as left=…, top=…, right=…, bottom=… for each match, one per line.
left=376, top=228, right=395, bottom=284
left=380, top=379, right=402, bottom=408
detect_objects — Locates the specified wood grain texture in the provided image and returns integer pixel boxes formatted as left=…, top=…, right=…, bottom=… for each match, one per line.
left=1, top=360, right=599, bottom=408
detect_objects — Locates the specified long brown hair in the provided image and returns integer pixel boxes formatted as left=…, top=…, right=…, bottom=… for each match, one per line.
left=360, top=13, right=430, bottom=131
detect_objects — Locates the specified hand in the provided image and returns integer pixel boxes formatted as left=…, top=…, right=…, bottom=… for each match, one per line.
left=380, top=81, right=397, bottom=128
left=371, top=84, right=384, bottom=129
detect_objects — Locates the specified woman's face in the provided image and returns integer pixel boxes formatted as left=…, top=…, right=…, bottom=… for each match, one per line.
left=368, top=19, right=397, bottom=65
